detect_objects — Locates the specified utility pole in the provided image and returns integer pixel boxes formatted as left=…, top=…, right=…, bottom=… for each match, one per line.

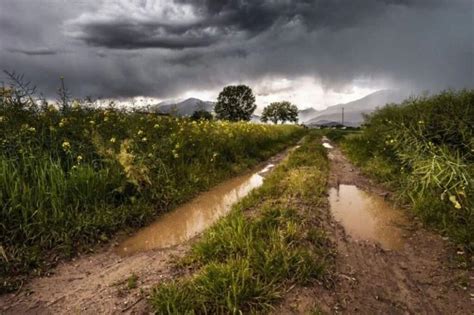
left=342, top=107, right=344, bottom=126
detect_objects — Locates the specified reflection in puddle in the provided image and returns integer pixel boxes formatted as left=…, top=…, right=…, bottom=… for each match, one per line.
left=116, top=167, right=269, bottom=256
left=329, top=185, right=406, bottom=250
left=322, top=142, right=334, bottom=149
left=259, top=163, right=275, bottom=174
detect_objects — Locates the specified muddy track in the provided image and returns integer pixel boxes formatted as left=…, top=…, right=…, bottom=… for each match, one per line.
left=0, top=148, right=294, bottom=315
left=277, top=139, right=473, bottom=314
left=1, top=141, right=472, bottom=314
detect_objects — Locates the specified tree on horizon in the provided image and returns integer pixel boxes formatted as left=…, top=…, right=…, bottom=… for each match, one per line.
left=214, top=85, right=256, bottom=121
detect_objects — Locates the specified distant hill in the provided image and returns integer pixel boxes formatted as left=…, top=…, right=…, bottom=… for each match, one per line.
left=251, top=114, right=261, bottom=123
left=305, top=90, right=407, bottom=127
left=298, top=108, right=319, bottom=123
left=151, top=98, right=264, bottom=122
left=151, top=98, right=215, bottom=116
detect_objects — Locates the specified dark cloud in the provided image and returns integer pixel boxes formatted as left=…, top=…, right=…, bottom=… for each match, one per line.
left=70, top=21, right=224, bottom=49
left=0, top=0, right=472, bottom=100
left=6, top=47, right=63, bottom=56
left=68, top=0, right=446, bottom=50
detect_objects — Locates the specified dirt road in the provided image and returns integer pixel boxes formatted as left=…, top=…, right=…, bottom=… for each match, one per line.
left=1, top=141, right=472, bottom=314
left=277, top=140, right=473, bottom=314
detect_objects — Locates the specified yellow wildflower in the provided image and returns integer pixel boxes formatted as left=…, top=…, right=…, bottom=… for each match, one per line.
left=449, top=195, right=462, bottom=209
left=62, top=141, right=71, bottom=151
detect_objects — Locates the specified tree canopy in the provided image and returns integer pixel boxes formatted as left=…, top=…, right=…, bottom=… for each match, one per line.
left=214, top=85, right=256, bottom=121
left=261, top=101, right=298, bottom=124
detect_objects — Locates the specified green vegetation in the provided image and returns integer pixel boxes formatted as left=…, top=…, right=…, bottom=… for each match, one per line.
left=127, top=273, right=138, bottom=290
left=340, top=90, right=473, bottom=254
left=0, top=82, right=304, bottom=292
left=150, top=133, right=332, bottom=314
left=214, top=85, right=256, bottom=121
left=190, top=110, right=213, bottom=121
left=261, top=101, right=299, bottom=124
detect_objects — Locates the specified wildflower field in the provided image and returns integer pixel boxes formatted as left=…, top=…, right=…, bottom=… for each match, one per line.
left=0, top=89, right=304, bottom=291
left=340, top=90, right=474, bottom=254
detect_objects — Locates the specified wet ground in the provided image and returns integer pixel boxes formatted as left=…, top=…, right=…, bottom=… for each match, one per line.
left=328, top=184, right=407, bottom=250
left=116, top=164, right=273, bottom=256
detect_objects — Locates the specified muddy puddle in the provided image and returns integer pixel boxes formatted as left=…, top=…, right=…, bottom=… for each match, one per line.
left=116, top=164, right=275, bottom=256
left=329, top=184, right=406, bottom=250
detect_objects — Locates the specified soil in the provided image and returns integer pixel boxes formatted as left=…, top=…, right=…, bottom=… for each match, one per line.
left=1, top=140, right=472, bottom=314
left=274, top=139, right=473, bottom=314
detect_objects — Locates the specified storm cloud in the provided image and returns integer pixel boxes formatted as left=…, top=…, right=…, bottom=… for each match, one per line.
left=0, top=0, right=472, bottom=103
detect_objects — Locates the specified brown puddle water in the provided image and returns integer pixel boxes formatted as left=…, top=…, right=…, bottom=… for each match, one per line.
left=329, top=184, right=406, bottom=250
left=116, top=165, right=273, bottom=256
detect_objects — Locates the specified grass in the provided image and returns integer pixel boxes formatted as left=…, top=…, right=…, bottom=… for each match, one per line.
left=150, top=133, right=332, bottom=314
left=338, top=90, right=473, bottom=256
left=127, top=273, right=138, bottom=290
left=0, top=84, right=305, bottom=292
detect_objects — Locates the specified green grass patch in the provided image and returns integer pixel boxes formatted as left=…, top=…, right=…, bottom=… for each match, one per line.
left=150, top=133, right=331, bottom=314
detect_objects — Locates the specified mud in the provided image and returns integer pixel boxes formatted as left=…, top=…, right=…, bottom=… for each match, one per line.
left=275, top=140, right=473, bottom=314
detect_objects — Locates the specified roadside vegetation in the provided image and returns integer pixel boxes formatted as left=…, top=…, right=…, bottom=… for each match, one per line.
left=0, top=78, right=304, bottom=292
left=337, top=90, right=473, bottom=255
left=150, top=133, right=332, bottom=314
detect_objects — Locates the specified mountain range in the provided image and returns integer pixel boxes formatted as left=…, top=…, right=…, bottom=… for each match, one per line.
left=151, top=98, right=215, bottom=116
left=300, top=90, right=407, bottom=126
left=151, top=90, right=407, bottom=126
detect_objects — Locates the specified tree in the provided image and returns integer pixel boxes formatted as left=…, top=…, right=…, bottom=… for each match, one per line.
left=191, top=110, right=213, bottom=120
left=261, top=101, right=298, bottom=124
left=214, top=85, right=256, bottom=121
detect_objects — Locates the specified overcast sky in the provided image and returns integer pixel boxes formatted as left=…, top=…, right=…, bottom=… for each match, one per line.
left=0, top=0, right=472, bottom=109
